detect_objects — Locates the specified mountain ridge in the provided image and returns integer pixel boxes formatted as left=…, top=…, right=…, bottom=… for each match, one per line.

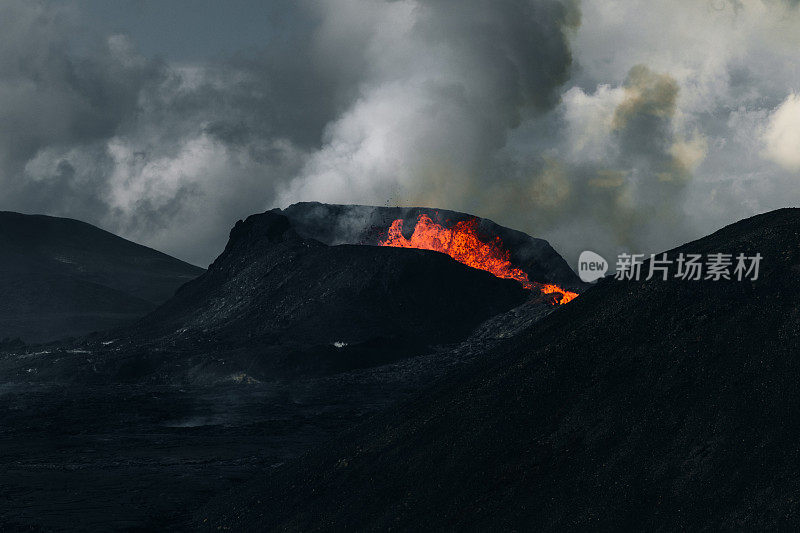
left=0, top=210, right=532, bottom=383
left=0, top=211, right=204, bottom=342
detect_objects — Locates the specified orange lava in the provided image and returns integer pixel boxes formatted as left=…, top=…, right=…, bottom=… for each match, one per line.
left=379, top=214, right=578, bottom=305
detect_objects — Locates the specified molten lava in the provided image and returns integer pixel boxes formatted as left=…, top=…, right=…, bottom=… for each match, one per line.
left=379, top=215, right=578, bottom=305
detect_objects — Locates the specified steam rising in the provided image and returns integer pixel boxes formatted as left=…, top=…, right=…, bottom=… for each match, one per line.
left=2, top=0, right=800, bottom=266
left=279, top=0, right=580, bottom=211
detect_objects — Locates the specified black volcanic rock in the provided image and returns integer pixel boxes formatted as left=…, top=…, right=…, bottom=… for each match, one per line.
left=112, top=211, right=528, bottom=380
left=202, top=208, right=800, bottom=531
left=281, top=202, right=583, bottom=290
left=0, top=212, right=203, bottom=343
left=4, top=211, right=528, bottom=383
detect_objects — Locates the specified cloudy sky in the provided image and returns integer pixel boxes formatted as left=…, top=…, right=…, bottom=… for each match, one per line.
left=2, top=0, right=799, bottom=266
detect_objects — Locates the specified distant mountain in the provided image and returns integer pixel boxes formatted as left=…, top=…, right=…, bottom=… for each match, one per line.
left=0, top=212, right=204, bottom=342
left=203, top=208, right=800, bottom=531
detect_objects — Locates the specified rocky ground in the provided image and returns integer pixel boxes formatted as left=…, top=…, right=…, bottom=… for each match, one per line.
left=199, top=208, right=800, bottom=531
left=0, top=292, right=557, bottom=530
left=0, top=203, right=620, bottom=531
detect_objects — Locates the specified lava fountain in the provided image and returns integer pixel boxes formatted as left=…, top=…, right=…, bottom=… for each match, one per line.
left=379, top=214, right=577, bottom=305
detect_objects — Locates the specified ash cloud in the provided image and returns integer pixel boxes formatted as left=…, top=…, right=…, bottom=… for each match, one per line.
left=492, top=0, right=800, bottom=265
left=3, top=0, right=800, bottom=267
left=279, top=0, right=800, bottom=266
left=279, top=0, right=580, bottom=213
left=469, top=65, right=706, bottom=260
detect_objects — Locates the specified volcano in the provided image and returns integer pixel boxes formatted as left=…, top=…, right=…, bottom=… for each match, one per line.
left=200, top=208, right=800, bottom=531
left=0, top=209, right=532, bottom=383
left=0, top=206, right=545, bottom=529
left=282, top=202, right=584, bottom=295
left=11, top=205, right=797, bottom=531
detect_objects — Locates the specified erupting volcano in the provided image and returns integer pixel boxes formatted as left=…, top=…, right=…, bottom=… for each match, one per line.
left=379, top=214, right=578, bottom=304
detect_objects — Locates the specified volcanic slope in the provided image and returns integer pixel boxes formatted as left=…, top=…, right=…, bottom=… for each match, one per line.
left=0, top=212, right=203, bottom=343
left=3, top=211, right=528, bottom=383
left=202, top=207, right=800, bottom=531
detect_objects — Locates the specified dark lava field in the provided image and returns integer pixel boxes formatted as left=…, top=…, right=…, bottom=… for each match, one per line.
left=1, top=205, right=799, bottom=531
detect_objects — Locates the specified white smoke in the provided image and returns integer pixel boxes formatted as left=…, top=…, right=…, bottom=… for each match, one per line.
left=3, top=0, right=800, bottom=268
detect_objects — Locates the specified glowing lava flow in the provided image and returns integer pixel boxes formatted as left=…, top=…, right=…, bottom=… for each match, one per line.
left=379, top=215, right=578, bottom=305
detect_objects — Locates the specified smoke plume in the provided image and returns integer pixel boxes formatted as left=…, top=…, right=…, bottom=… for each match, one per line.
left=2, top=0, right=800, bottom=267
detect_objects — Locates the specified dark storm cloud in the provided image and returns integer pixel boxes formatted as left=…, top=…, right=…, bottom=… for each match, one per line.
left=0, top=3, right=159, bottom=180
left=0, top=0, right=582, bottom=266
left=0, top=0, right=349, bottom=264
left=0, top=3, right=164, bottom=228
left=8, top=0, right=796, bottom=271
left=417, top=0, right=579, bottom=115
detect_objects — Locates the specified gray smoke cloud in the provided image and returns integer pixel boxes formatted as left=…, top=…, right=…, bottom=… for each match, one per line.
left=0, top=0, right=340, bottom=265
left=488, top=64, right=707, bottom=259
left=278, top=0, right=580, bottom=210
left=2, top=0, right=800, bottom=268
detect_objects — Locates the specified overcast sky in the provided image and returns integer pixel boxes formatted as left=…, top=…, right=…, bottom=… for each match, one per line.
left=2, top=0, right=799, bottom=266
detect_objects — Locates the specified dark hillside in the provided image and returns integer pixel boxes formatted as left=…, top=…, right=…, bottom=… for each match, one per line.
left=0, top=212, right=203, bottom=342
left=203, top=208, right=800, bottom=531
left=1, top=211, right=528, bottom=383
